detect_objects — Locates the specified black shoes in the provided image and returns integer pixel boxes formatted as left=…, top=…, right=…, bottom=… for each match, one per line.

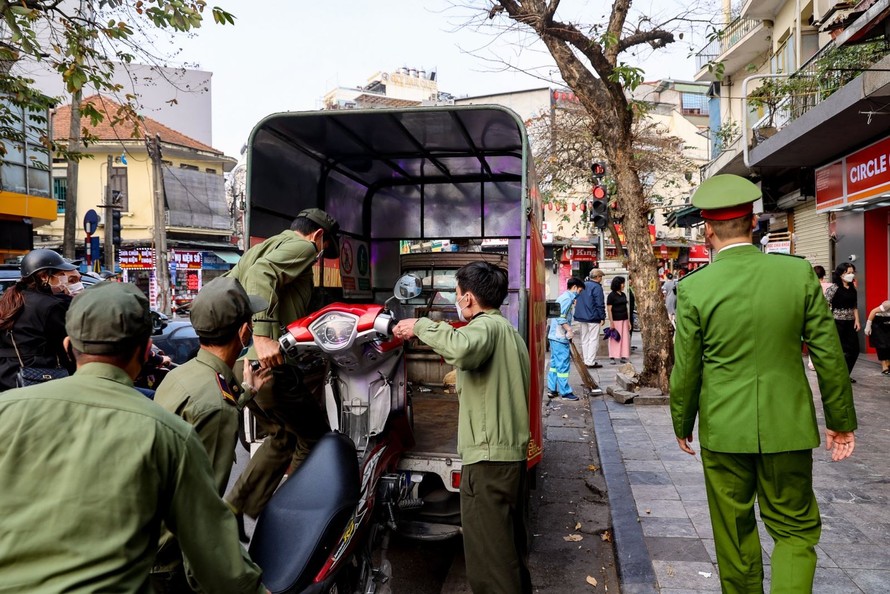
left=587, top=362, right=603, bottom=369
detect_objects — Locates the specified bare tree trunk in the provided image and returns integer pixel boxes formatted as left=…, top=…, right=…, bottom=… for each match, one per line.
left=488, top=0, right=679, bottom=391
left=62, top=90, right=82, bottom=259
left=607, top=145, right=674, bottom=393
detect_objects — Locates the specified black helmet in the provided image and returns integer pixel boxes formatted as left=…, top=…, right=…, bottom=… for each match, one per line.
left=20, top=249, right=76, bottom=278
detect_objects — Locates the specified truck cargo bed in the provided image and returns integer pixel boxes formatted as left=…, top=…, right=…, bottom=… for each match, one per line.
left=409, top=390, right=459, bottom=457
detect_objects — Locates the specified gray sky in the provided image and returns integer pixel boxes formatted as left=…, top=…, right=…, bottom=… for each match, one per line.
left=174, top=0, right=706, bottom=157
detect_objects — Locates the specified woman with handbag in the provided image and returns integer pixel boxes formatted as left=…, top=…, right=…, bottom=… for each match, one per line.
left=0, top=249, right=77, bottom=391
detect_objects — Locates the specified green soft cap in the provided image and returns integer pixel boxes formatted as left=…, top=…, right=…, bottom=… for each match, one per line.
left=66, top=283, right=152, bottom=354
left=190, top=277, right=268, bottom=340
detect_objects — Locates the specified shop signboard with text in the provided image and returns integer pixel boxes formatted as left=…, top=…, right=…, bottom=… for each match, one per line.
left=816, top=135, right=890, bottom=212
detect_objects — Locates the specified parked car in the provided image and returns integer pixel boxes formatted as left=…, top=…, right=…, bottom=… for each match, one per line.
left=150, top=311, right=199, bottom=364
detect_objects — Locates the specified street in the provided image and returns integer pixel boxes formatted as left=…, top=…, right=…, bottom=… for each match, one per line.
left=227, top=380, right=621, bottom=593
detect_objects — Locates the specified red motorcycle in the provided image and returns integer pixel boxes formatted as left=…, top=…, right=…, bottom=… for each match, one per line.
left=248, top=276, right=423, bottom=594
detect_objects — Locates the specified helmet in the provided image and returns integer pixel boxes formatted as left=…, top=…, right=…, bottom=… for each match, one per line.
left=20, top=249, right=76, bottom=278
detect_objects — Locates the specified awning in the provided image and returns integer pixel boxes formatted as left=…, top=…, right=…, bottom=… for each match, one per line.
left=666, top=205, right=704, bottom=228
left=212, top=251, right=241, bottom=265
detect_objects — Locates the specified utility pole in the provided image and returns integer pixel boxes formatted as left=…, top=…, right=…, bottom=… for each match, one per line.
left=147, top=134, right=171, bottom=314
left=63, top=89, right=83, bottom=260
left=103, top=155, right=114, bottom=272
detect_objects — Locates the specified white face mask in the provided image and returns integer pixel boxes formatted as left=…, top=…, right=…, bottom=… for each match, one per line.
left=67, top=281, right=85, bottom=295
left=842, top=273, right=855, bottom=283
left=454, top=294, right=469, bottom=323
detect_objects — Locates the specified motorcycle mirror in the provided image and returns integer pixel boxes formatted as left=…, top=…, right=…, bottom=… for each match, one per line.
left=150, top=309, right=169, bottom=336
left=393, top=274, right=423, bottom=301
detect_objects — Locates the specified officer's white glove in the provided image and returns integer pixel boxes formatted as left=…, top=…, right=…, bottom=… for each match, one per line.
left=864, top=320, right=872, bottom=336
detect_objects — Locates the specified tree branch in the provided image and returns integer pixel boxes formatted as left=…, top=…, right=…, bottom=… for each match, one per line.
left=618, top=29, right=675, bottom=53
left=605, top=0, right=631, bottom=65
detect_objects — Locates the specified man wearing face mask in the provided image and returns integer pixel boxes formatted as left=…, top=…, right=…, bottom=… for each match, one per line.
left=152, top=277, right=272, bottom=591
left=224, top=208, right=339, bottom=520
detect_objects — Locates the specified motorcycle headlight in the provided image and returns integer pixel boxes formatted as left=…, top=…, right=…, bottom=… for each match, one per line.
left=309, top=312, right=359, bottom=351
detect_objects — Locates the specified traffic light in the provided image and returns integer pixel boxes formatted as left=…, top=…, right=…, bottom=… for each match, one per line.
left=589, top=161, right=609, bottom=230
left=111, top=209, right=122, bottom=248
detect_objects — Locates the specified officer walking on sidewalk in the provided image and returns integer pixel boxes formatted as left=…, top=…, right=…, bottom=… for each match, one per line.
left=574, top=270, right=606, bottom=368
left=670, top=175, right=857, bottom=594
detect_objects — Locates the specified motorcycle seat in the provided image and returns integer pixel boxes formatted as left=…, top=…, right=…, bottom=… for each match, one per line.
left=250, top=431, right=360, bottom=593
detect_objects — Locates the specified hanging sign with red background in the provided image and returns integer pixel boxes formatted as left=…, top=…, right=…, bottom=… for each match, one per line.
left=816, top=134, right=890, bottom=212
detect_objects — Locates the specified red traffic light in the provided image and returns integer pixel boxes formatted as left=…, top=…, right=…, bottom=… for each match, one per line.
left=592, top=185, right=606, bottom=199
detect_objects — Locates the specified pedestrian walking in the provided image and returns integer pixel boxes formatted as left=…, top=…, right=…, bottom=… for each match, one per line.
left=0, top=249, right=77, bottom=391
left=224, top=208, right=339, bottom=521
left=670, top=174, right=857, bottom=594
left=547, top=277, right=584, bottom=400
left=0, top=283, right=267, bottom=593
left=151, top=277, right=272, bottom=592
left=393, top=261, right=532, bottom=594
left=825, top=263, right=861, bottom=380
left=662, top=273, right=677, bottom=326
left=574, top=270, right=605, bottom=368
left=864, top=298, right=890, bottom=376
left=606, top=276, right=631, bottom=364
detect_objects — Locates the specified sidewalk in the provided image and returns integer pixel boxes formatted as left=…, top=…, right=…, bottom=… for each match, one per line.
left=577, top=334, right=890, bottom=593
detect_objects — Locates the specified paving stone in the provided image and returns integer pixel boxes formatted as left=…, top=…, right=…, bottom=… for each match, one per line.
left=811, top=567, right=865, bottom=594
left=616, top=372, right=639, bottom=391
left=850, top=569, right=890, bottom=594
left=635, top=499, right=688, bottom=519
left=607, top=386, right=637, bottom=404
left=624, top=460, right=667, bottom=472
left=634, top=392, right=670, bottom=405
left=651, top=560, right=721, bottom=592
left=627, top=470, right=672, bottom=486
left=646, top=536, right=712, bottom=563
left=641, top=517, right=698, bottom=538
left=631, top=484, right=680, bottom=501
left=667, top=470, right=707, bottom=487
left=821, top=544, right=890, bottom=570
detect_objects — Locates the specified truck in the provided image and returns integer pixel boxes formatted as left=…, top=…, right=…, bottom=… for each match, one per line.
left=241, top=105, right=548, bottom=539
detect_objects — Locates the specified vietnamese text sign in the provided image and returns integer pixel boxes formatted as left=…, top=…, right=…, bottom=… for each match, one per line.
left=119, top=247, right=154, bottom=269
left=339, top=237, right=372, bottom=299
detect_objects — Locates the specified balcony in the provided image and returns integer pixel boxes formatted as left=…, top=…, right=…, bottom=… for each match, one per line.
left=740, top=0, right=784, bottom=20
left=694, top=17, right=773, bottom=82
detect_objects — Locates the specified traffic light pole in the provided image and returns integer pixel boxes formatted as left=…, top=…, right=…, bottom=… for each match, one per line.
left=103, top=155, right=114, bottom=272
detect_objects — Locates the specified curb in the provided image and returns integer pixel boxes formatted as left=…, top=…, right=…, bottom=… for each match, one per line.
left=590, top=398, right=658, bottom=594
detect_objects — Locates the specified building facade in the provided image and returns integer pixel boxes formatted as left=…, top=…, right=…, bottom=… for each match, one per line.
left=692, top=0, right=890, bottom=356
left=43, top=95, right=237, bottom=308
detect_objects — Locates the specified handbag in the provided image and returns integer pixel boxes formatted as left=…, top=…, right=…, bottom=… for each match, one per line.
left=7, top=331, right=69, bottom=388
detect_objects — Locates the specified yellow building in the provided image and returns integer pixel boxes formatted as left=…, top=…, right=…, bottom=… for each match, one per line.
left=41, top=95, right=237, bottom=305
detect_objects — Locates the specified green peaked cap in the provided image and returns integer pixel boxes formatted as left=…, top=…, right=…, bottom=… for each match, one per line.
left=692, top=174, right=761, bottom=210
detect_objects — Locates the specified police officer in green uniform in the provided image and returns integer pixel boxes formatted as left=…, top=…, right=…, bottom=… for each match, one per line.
left=151, top=277, right=272, bottom=592
left=670, top=175, right=858, bottom=594
left=394, top=262, right=532, bottom=594
left=0, top=283, right=267, bottom=593
left=225, top=208, right=339, bottom=519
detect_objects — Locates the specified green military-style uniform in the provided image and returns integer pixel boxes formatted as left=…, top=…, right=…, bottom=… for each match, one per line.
left=226, top=228, right=316, bottom=344
left=415, top=308, right=532, bottom=594
left=152, top=350, right=253, bottom=587
left=225, top=210, right=338, bottom=518
left=670, top=175, right=857, bottom=594
left=0, top=364, right=263, bottom=594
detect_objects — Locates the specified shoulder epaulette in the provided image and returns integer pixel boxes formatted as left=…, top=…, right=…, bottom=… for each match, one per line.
left=216, top=373, right=239, bottom=406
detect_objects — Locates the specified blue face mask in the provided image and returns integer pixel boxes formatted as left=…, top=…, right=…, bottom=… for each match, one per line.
left=454, top=294, right=469, bottom=323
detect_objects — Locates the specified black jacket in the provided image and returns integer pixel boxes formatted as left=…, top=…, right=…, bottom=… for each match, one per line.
left=0, top=289, right=73, bottom=391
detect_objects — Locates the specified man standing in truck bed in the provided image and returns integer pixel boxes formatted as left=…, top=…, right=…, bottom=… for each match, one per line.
left=394, top=261, right=532, bottom=594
